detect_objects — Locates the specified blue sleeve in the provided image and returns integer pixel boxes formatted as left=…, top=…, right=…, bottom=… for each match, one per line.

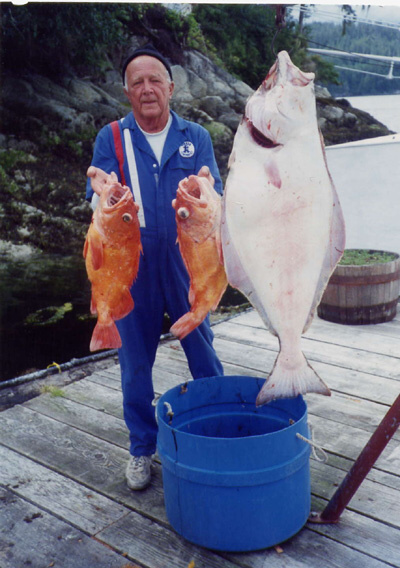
left=195, top=127, right=223, bottom=196
left=85, top=124, right=120, bottom=201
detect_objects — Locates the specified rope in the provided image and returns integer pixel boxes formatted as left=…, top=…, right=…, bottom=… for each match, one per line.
left=151, top=397, right=174, bottom=424
left=297, top=424, right=328, bottom=463
left=163, top=401, right=174, bottom=419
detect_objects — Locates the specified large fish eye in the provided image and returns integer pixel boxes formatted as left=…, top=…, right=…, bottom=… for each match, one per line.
left=177, top=207, right=190, bottom=220
left=122, top=213, right=132, bottom=223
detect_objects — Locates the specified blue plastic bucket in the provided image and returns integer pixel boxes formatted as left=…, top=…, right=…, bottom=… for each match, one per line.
left=157, top=376, right=311, bottom=552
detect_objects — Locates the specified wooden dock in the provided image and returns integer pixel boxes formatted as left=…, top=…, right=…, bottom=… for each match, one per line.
left=1, top=309, right=399, bottom=568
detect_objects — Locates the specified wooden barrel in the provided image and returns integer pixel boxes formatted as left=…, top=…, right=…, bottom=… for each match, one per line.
left=318, top=250, right=400, bottom=325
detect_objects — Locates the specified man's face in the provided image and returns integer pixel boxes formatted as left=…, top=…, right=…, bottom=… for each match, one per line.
left=124, top=55, right=174, bottom=131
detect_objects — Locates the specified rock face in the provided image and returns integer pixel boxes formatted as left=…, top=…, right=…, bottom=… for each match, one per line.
left=0, top=48, right=392, bottom=257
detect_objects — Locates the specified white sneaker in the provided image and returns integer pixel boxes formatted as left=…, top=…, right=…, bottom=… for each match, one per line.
left=126, top=455, right=152, bottom=490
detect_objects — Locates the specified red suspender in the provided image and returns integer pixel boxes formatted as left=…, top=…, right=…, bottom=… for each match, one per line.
left=110, top=121, right=127, bottom=186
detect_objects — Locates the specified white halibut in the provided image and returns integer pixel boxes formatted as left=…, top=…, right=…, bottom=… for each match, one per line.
left=221, top=51, right=346, bottom=406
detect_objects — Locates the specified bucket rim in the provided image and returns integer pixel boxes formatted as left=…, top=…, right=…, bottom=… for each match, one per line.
left=156, top=375, right=308, bottom=442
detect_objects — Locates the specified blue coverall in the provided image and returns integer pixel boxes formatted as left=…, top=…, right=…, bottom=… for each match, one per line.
left=86, top=110, right=224, bottom=456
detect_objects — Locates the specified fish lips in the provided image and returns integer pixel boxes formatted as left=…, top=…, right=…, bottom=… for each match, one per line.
left=245, top=51, right=316, bottom=145
left=175, top=177, right=209, bottom=212
left=263, top=51, right=314, bottom=91
left=102, top=183, right=135, bottom=212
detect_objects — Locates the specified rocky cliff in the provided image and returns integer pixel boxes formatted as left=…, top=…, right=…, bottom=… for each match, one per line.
left=0, top=46, right=392, bottom=259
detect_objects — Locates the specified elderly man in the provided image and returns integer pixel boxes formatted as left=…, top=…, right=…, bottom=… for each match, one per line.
left=86, top=44, right=224, bottom=490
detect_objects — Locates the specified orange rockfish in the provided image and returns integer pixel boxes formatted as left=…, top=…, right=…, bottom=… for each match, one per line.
left=221, top=51, right=345, bottom=405
left=84, top=171, right=142, bottom=351
left=171, top=174, right=228, bottom=340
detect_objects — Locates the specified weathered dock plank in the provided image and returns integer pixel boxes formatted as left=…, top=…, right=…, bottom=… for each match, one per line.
left=309, top=496, right=400, bottom=567
left=157, top=337, right=400, bottom=405
left=306, top=392, right=400, bottom=441
left=0, top=445, right=128, bottom=535
left=0, top=405, right=168, bottom=524
left=26, top=392, right=130, bottom=449
left=307, top=412, right=400, bottom=475
left=1, top=392, right=396, bottom=535
left=0, top=487, right=137, bottom=568
left=58, top=379, right=125, bottom=417
left=97, top=510, right=241, bottom=568
left=225, top=522, right=397, bottom=568
left=97, top=509, right=396, bottom=568
left=310, top=459, right=400, bottom=528
left=239, top=307, right=400, bottom=342
left=213, top=321, right=400, bottom=381
left=1, top=308, right=399, bottom=567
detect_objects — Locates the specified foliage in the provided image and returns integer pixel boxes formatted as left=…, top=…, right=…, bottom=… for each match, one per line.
left=340, top=249, right=398, bottom=265
left=309, top=55, right=340, bottom=86
left=40, top=385, right=66, bottom=397
left=25, top=302, right=73, bottom=326
left=2, top=3, right=317, bottom=88
left=44, top=127, right=97, bottom=161
left=309, top=21, right=400, bottom=95
left=1, top=3, right=133, bottom=76
left=0, top=149, right=34, bottom=172
left=192, top=4, right=306, bottom=88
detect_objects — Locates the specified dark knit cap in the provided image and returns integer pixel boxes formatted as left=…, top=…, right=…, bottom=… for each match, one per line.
left=122, top=43, right=173, bottom=83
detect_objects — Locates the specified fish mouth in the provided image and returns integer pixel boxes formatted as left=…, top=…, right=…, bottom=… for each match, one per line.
left=244, top=117, right=281, bottom=149
left=103, top=184, right=132, bottom=210
left=263, top=51, right=314, bottom=91
left=177, top=177, right=208, bottom=208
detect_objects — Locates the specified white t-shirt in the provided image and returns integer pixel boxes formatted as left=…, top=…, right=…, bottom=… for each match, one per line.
left=138, top=113, right=172, bottom=165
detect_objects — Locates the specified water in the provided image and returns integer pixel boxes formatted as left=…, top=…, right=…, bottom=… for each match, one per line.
left=346, top=94, right=400, bottom=133
left=0, top=250, right=246, bottom=381
left=0, top=253, right=95, bottom=381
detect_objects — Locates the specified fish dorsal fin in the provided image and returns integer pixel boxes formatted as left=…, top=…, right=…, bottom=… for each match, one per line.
left=88, top=232, right=104, bottom=271
left=303, top=133, right=346, bottom=333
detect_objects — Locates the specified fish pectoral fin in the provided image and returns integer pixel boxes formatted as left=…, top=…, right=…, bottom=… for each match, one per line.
left=88, top=233, right=105, bottom=271
left=188, top=287, right=195, bottom=306
left=112, top=286, right=134, bottom=321
left=90, top=296, right=97, bottom=315
left=83, top=234, right=89, bottom=259
left=171, top=312, right=203, bottom=340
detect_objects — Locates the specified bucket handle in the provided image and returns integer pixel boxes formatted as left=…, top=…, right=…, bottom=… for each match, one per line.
left=152, top=396, right=174, bottom=425
left=163, top=401, right=174, bottom=421
left=297, top=424, right=328, bottom=463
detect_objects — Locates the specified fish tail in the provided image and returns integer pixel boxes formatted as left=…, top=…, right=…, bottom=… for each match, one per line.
left=90, top=320, right=122, bottom=352
left=170, top=312, right=203, bottom=341
left=256, top=351, right=330, bottom=407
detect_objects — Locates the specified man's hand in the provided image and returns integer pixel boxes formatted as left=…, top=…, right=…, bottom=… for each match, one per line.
left=87, top=166, right=118, bottom=196
left=197, top=165, right=215, bottom=187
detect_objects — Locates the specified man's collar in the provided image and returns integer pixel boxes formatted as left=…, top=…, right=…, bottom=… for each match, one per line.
left=122, top=110, right=185, bottom=132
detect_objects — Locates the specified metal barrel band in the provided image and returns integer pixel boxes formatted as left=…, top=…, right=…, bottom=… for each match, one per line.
left=329, top=269, right=400, bottom=286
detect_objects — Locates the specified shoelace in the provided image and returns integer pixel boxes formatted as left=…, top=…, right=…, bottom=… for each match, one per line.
left=129, top=456, right=148, bottom=470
